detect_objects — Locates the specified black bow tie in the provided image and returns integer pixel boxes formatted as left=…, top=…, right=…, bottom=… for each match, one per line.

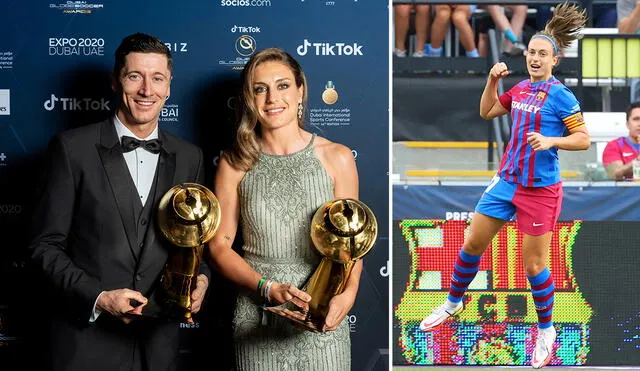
left=121, top=136, right=162, bottom=154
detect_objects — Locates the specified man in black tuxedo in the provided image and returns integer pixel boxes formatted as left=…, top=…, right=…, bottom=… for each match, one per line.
left=28, top=33, right=209, bottom=371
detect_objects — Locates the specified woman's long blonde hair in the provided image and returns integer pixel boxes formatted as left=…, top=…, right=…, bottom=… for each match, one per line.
left=224, top=48, right=308, bottom=171
left=533, top=2, right=587, bottom=55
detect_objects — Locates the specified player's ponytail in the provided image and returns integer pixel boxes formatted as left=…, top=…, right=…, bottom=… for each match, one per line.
left=533, top=2, right=587, bottom=55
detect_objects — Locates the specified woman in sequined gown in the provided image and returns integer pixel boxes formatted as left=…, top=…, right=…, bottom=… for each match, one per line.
left=207, top=48, right=361, bottom=371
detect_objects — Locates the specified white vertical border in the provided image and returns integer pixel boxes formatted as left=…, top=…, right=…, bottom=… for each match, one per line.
left=387, top=0, right=394, bottom=370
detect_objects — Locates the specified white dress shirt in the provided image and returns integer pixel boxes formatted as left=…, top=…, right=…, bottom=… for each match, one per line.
left=114, top=115, right=160, bottom=206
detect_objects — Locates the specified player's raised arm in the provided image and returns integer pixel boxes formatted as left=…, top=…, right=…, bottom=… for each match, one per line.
left=480, top=62, right=510, bottom=120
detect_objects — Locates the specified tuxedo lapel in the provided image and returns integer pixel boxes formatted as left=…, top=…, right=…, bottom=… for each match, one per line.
left=155, top=131, right=177, bottom=207
left=96, top=120, right=140, bottom=263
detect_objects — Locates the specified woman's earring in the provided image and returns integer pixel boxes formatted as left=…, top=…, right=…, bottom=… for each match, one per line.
left=297, top=102, right=303, bottom=120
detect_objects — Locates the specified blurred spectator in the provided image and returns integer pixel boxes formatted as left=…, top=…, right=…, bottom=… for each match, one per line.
left=592, top=4, right=617, bottom=27
left=602, top=102, right=640, bottom=180
left=428, top=5, right=479, bottom=57
left=536, top=5, right=553, bottom=31
left=394, top=4, right=431, bottom=57
left=618, top=0, right=640, bottom=101
left=537, top=2, right=616, bottom=30
left=477, top=5, right=528, bottom=57
left=535, top=6, right=568, bottom=57
left=618, top=0, right=640, bottom=32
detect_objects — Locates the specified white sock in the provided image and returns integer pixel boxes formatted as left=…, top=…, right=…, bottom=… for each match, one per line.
left=444, top=299, right=460, bottom=310
left=538, top=326, right=555, bottom=335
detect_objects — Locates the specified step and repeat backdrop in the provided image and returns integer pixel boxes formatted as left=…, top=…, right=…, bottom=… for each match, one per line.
left=0, top=1, right=389, bottom=370
left=393, top=184, right=640, bottom=366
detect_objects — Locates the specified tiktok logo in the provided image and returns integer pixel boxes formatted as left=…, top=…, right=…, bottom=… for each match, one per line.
left=43, top=94, right=58, bottom=111
left=296, top=39, right=364, bottom=56
left=380, top=260, right=389, bottom=277
left=44, top=94, right=110, bottom=111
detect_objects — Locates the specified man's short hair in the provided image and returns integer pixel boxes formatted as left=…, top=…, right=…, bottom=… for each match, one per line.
left=113, top=33, right=172, bottom=78
left=627, top=101, right=640, bottom=122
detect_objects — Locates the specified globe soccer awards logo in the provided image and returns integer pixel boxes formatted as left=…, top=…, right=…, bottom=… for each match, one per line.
left=235, top=35, right=256, bottom=57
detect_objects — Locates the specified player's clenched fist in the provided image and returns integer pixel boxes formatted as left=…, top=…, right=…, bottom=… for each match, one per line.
left=489, top=62, right=510, bottom=80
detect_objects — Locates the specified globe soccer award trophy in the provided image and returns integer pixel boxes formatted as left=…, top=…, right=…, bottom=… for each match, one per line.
left=265, top=198, right=377, bottom=332
left=152, top=183, right=220, bottom=321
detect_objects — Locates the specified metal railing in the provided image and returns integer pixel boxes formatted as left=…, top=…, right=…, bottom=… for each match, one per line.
left=487, top=29, right=508, bottom=164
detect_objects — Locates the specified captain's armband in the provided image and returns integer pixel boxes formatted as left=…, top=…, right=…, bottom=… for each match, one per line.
left=563, top=112, right=585, bottom=131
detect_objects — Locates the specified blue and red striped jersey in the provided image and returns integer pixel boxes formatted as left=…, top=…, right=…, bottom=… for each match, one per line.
left=602, top=137, right=640, bottom=180
left=498, top=76, right=584, bottom=187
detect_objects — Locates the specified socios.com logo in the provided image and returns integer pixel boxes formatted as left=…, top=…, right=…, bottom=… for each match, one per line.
left=221, top=0, right=271, bottom=6
left=296, top=39, right=364, bottom=56
left=235, top=35, right=256, bottom=57
left=44, top=94, right=110, bottom=111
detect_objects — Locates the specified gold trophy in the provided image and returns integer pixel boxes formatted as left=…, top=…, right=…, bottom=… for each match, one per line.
left=154, top=183, right=221, bottom=321
left=265, top=198, right=377, bottom=332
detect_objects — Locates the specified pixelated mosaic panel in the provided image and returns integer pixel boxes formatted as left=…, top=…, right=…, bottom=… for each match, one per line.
left=394, top=220, right=592, bottom=365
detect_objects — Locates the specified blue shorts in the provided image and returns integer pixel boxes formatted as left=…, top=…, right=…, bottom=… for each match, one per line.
left=476, top=176, right=517, bottom=221
left=475, top=176, right=563, bottom=235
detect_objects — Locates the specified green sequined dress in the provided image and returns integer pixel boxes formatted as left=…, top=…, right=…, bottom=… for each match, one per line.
left=233, top=135, right=351, bottom=371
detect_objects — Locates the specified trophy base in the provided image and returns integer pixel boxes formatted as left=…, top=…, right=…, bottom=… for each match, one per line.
left=125, top=291, right=192, bottom=322
left=264, top=305, right=323, bottom=333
